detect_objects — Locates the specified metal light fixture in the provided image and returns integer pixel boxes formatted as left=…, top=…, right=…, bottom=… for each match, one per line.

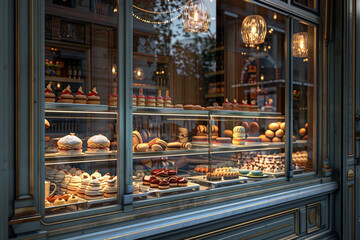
left=133, top=67, right=145, bottom=81
left=241, top=15, right=267, bottom=45
left=182, top=0, right=210, bottom=33
left=292, top=32, right=308, bottom=58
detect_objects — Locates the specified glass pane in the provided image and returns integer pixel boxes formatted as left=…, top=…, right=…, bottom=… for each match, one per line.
left=44, top=0, right=119, bottom=214
left=292, top=20, right=316, bottom=174
left=293, top=0, right=316, bottom=10
left=132, top=0, right=287, bottom=201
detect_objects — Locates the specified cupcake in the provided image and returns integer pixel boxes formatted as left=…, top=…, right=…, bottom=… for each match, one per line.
left=137, top=89, right=145, bottom=107
left=146, top=95, right=156, bottom=107
left=109, top=88, right=117, bottom=106
left=87, top=134, right=110, bottom=153
left=103, top=177, right=117, bottom=198
left=74, top=86, right=87, bottom=104
left=59, top=85, right=74, bottom=103
left=164, top=90, right=171, bottom=108
left=87, top=87, right=100, bottom=104
left=132, top=94, right=137, bottom=106
left=156, top=90, right=164, bottom=107
left=45, top=82, right=56, bottom=102
left=85, top=177, right=104, bottom=200
left=57, top=133, right=83, bottom=154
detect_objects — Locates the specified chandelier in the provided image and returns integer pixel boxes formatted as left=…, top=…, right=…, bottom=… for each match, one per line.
left=292, top=32, right=308, bottom=58
left=241, top=15, right=267, bottom=45
left=182, top=0, right=211, bottom=33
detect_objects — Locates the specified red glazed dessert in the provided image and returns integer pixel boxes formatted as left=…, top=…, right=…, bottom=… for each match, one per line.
left=74, top=86, right=87, bottom=104
left=151, top=169, right=162, bottom=177
left=156, top=90, right=164, bottom=108
left=146, top=95, right=156, bottom=107
left=177, top=177, right=188, bottom=187
left=168, top=177, right=178, bottom=187
left=150, top=177, right=159, bottom=188
left=132, top=94, right=137, bottom=106
left=232, top=99, right=240, bottom=110
left=87, top=87, right=100, bottom=104
left=222, top=98, right=232, bottom=110
left=167, top=169, right=177, bottom=177
left=164, top=90, right=172, bottom=108
left=156, top=170, right=168, bottom=179
left=240, top=100, right=249, bottom=111
left=158, top=180, right=170, bottom=189
left=137, top=88, right=145, bottom=107
left=45, top=82, right=56, bottom=102
left=59, top=85, right=74, bottom=103
left=142, top=175, right=151, bottom=185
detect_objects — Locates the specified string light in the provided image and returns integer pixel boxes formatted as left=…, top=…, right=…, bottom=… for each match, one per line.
left=183, top=0, right=211, bottom=33
left=132, top=12, right=183, bottom=24
left=133, top=1, right=189, bottom=14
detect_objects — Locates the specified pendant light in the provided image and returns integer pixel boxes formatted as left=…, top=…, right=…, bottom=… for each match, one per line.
left=241, top=15, right=267, bottom=45
left=182, top=0, right=211, bottom=33
left=292, top=32, right=308, bottom=58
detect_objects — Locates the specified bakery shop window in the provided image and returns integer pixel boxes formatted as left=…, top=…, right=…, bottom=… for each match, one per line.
left=44, top=0, right=119, bottom=215
left=131, top=0, right=308, bottom=201
left=292, top=20, right=316, bottom=174
left=293, top=0, right=317, bottom=11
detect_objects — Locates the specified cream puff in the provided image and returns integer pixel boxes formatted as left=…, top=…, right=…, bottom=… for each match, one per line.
left=59, top=85, right=74, bottom=103
left=87, top=87, right=100, bottom=104
left=74, top=86, right=87, bottom=104
left=57, top=133, right=83, bottom=154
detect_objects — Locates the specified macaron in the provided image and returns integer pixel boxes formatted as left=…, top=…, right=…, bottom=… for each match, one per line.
left=233, top=126, right=245, bottom=133
left=184, top=104, right=195, bottom=110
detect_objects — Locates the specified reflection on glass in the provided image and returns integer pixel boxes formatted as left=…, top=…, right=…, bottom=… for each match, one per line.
left=44, top=0, right=119, bottom=214
left=294, top=0, right=316, bottom=10
left=132, top=0, right=288, bottom=201
left=292, top=20, right=316, bottom=173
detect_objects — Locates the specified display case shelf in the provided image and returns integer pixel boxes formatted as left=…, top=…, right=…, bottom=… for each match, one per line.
left=45, top=102, right=114, bottom=113
left=45, top=76, right=84, bottom=84
left=45, top=151, right=117, bottom=165
left=133, top=148, right=209, bottom=159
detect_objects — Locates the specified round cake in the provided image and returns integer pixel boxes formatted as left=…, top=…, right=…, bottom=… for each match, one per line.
left=87, top=134, right=110, bottom=153
left=215, top=137, right=232, bottom=146
left=57, top=133, right=83, bottom=154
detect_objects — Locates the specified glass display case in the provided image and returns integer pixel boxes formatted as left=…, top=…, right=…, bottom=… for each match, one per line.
left=43, top=0, right=119, bottom=215
left=42, top=0, right=319, bottom=216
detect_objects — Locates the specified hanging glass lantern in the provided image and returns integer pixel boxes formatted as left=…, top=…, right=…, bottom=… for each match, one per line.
left=182, top=0, right=211, bottom=33
left=241, top=15, right=267, bottom=45
left=292, top=32, right=308, bottom=58
left=133, top=67, right=145, bottom=81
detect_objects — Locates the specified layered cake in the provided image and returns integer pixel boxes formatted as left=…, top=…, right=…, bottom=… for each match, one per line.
left=104, top=177, right=117, bottom=198
left=156, top=90, right=164, bottom=107
left=77, top=175, right=90, bottom=198
left=85, top=177, right=104, bottom=200
left=67, top=174, right=82, bottom=194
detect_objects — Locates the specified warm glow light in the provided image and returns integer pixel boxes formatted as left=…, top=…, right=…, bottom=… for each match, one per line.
left=241, top=15, right=267, bottom=45
left=273, top=13, right=277, bottom=20
left=112, top=65, right=117, bottom=75
left=183, top=0, right=211, bottom=33
left=133, top=67, right=145, bottom=80
left=293, top=32, right=308, bottom=58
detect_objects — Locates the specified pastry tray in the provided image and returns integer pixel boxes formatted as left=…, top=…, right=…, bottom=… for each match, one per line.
left=188, top=175, right=247, bottom=188
left=264, top=168, right=305, bottom=177
left=138, top=182, right=200, bottom=197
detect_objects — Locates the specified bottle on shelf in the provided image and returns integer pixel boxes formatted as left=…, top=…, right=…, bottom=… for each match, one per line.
left=77, top=63, right=82, bottom=79
left=49, top=61, right=55, bottom=76
left=68, top=61, right=72, bottom=78
left=72, top=62, right=77, bottom=79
